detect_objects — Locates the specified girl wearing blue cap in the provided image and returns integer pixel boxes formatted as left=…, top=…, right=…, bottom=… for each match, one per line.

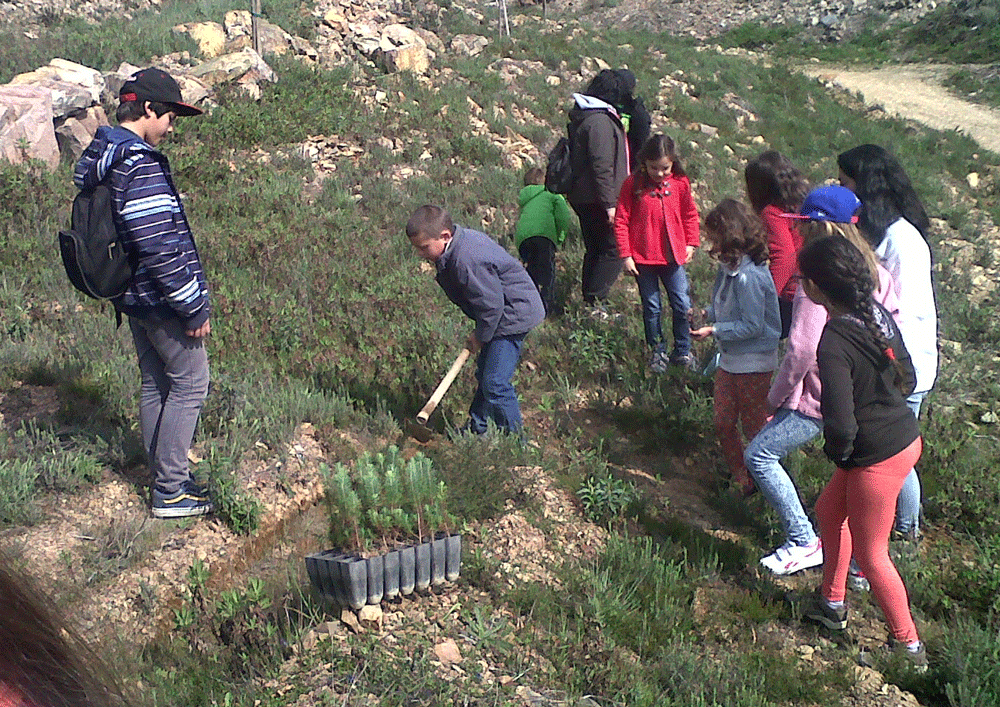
left=746, top=186, right=900, bottom=577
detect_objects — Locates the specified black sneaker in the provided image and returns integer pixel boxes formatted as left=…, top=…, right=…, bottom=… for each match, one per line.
left=803, top=590, right=848, bottom=630
left=859, top=639, right=928, bottom=674
left=669, top=352, right=699, bottom=371
left=152, top=483, right=213, bottom=519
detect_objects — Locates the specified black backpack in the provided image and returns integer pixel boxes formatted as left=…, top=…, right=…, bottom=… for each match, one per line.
left=544, top=136, right=574, bottom=195
left=58, top=181, right=133, bottom=300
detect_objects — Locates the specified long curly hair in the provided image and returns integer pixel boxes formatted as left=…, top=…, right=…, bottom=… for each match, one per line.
left=797, top=234, right=907, bottom=390
left=744, top=151, right=810, bottom=213
left=704, top=199, right=769, bottom=268
left=837, top=144, right=931, bottom=248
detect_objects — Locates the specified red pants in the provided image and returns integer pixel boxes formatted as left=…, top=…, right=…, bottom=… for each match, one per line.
left=816, top=437, right=923, bottom=644
left=713, top=370, right=772, bottom=489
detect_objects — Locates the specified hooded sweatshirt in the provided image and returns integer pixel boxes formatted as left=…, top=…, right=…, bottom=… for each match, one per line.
left=73, top=125, right=210, bottom=328
left=768, top=265, right=899, bottom=419
left=817, top=301, right=918, bottom=468
left=514, top=185, right=571, bottom=248
left=567, top=93, right=629, bottom=210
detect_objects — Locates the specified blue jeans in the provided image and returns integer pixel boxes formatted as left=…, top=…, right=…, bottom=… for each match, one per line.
left=896, top=392, right=926, bottom=534
left=635, top=263, right=691, bottom=356
left=468, top=334, right=526, bottom=434
left=744, top=408, right=822, bottom=547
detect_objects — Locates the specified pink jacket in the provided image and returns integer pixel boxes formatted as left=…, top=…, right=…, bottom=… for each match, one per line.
left=614, top=172, right=700, bottom=266
left=768, top=265, right=900, bottom=419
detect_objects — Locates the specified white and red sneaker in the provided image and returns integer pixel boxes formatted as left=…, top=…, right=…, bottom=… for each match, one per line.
left=760, top=539, right=823, bottom=576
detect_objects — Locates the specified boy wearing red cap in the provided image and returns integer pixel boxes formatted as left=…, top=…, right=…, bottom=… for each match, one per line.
left=73, top=67, right=212, bottom=518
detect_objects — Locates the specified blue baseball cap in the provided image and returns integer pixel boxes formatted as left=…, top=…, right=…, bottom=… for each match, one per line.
left=782, top=185, right=861, bottom=223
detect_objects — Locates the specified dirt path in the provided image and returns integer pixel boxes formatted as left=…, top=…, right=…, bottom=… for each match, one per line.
left=799, top=63, right=1000, bottom=154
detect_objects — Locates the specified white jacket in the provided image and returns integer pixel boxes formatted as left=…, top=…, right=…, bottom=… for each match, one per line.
left=876, top=217, right=938, bottom=393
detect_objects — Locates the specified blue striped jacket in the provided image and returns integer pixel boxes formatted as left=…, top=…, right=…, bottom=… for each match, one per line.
left=73, top=126, right=210, bottom=328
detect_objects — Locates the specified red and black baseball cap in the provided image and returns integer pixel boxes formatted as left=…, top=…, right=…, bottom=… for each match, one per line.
left=119, top=67, right=203, bottom=116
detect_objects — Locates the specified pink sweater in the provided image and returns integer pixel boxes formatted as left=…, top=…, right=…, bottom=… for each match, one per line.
left=768, top=265, right=899, bottom=419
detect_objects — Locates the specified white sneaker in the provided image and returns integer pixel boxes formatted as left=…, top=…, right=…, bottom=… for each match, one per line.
left=760, top=539, right=823, bottom=575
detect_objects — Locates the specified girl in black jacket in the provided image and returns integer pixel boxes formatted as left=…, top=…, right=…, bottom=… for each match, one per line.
left=797, top=234, right=927, bottom=671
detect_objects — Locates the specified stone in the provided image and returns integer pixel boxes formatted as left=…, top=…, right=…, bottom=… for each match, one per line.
left=55, top=106, right=108, bottom=161
left=546, top=75, right=561, bottom=86
left=433, top=638, right=462, bottom=665
left=967, top=172, right=980, bottom=189
left=173, top=22, right=227, bottom=58
left=10, top=59, right=104, bottom=120
left=350, top=22, right=382, bottom=55
left=0, top=85, right=60, bottom=170
left=190, top=48, right=276, bottom=89
left=449, top=34, right=488, bottom=57
left=357, top=604, right=383, bottom=629
left=340, top=607, right=361, bottom=633
left=412, top=27, right=445, bottom=54
left=377, top=24, right=430, bottom=74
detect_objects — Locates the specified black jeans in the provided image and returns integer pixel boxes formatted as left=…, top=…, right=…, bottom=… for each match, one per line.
left=572, top=202, right=622, bottom=304
left=518, top=236, right=557, bottom=315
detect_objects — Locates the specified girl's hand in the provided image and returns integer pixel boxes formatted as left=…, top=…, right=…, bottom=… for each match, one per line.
left=623, top=256, right=639, bottom=276
left=690, top=325, right=714, bottom=341
left=685, top=245, right=696, bottom=262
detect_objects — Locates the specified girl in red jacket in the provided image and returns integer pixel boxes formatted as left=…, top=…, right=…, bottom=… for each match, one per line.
left=614, top=134, right=701, bottom=373
left=744, top=151, right=810, bottom=339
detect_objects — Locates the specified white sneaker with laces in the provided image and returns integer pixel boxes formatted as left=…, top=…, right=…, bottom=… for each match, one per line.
left=760, top=539, right=823, bottom=575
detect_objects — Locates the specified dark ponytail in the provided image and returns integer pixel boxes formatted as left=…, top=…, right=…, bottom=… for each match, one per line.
left=798, top=235, right=908, bottom=391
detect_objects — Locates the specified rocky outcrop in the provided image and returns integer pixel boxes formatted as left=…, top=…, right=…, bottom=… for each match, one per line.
left=0, top=50, right=278, bottom=169
left=0, top=85, right=60, bottom=168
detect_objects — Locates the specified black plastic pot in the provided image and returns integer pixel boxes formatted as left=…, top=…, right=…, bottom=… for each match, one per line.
left=444, top=533, right=462, bottom=582
left=382, top=548, right=401, bottom=600
left=430, top=534, right=447, bottom=586
left=321, top=551, right=349, bottom=605
left=399, top=544, right=416, bottom=596
left=304, top=534, right=463, bottom=606
left=365, top=554, right=384, bottom=605
left=335, top=555, right=368, bottom=610
left=414, top=540, right=432, bottom=592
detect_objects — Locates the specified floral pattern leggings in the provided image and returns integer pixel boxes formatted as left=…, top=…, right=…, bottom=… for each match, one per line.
left=713, top=369, right=772, bottom=490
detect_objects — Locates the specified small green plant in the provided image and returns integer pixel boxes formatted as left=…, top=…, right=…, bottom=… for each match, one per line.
left=321, top=446, right=456, bottom=553
left=576, top=473, right=640, bottom=526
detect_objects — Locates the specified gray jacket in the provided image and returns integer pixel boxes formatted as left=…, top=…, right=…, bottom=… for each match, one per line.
left=707, top=255, right=782, bottom=356
left=435, top=226, right=545, bottom=343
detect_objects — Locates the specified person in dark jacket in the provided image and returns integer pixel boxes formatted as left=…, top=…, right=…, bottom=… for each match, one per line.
left=567, top=70, right=631, bottom=310
left=613, top=69, right=652, bottom=171
left=407, top=205, right=545, bottom=435
left=73, top=68, right=212, bottom=519
left=797, top=234, right=927, bottom=672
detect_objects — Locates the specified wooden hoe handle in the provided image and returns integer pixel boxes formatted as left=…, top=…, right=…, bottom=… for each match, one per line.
left=416, top=348, right=472, bottom=424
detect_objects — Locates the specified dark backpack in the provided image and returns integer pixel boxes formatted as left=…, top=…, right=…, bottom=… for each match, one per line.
left=58, top=181, right=133, bottom=299
left=544, top=136, right=574, bottom=195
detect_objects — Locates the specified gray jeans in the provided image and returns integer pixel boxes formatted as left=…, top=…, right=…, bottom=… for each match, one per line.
left=129, top=315, right=209, bottom=494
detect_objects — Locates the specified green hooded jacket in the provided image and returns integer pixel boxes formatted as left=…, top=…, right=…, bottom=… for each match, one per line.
left=514, top=185, right=571, bottom=249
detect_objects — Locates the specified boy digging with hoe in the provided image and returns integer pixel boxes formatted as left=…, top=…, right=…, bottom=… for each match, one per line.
left=407, top=205, right=544, bottom=436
